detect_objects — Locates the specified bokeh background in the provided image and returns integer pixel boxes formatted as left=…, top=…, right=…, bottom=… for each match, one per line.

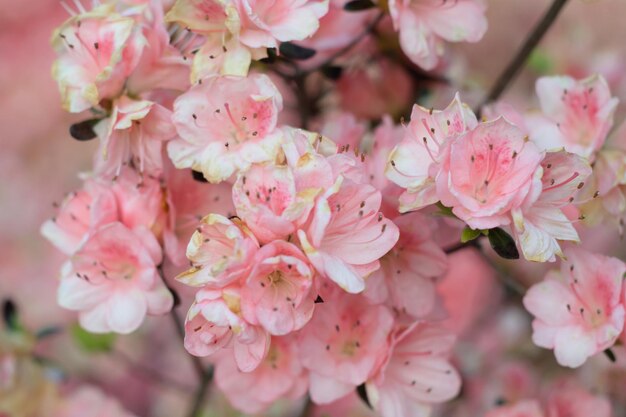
left=2, top=0, right=626, bottom=416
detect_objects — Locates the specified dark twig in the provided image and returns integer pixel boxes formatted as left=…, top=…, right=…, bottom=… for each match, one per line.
left=477, top=0, right=570, bottom=111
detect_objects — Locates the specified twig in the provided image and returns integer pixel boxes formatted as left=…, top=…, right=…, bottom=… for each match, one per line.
left=476, top=0, right=570, bottom=111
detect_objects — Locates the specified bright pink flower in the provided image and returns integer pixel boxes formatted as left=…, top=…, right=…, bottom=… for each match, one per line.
left=366, top=323, right=461, bottom=417
left=51, top=8, right=143, bottom=112
left=58, top=222, right=173, bottom=334
left=512, top=151, right=592, bottom=262
left=176, top=214, right=259, bottom=288
left=436, top=118, right=543, bottom=230
left=298, top=178, right=399, bottom=293
left=366, top=212, right=447, bottom=318
left=386, top=94, right=477, bottom=213
left=94, top=96, right=175, bottom=178
left=168, top=74, right=283, bottom=182
left=388, top=0, right=487, bottom=70
left=214, top=335, right=308, bottom=413
left=240, top=241, right=315, bottom=335
left=523, top=248, right=626, bottom=367
left=236, top=0, right=329, bottom=49
left=298, top=292, right=394, bottom=404
left=184, top=287, right=269, bottom=371
left=486, top=400, right=545, bottom=417
left=527, top=75, right=618, bottom=159
left=53, top=386, right=137, bottom=417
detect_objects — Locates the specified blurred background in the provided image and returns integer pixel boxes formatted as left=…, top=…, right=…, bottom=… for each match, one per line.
left=2, top=0, right=626, bottom=416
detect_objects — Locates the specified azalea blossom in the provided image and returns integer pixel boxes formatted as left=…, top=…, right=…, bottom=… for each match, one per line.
left=523, top=248, right=626, bottom=367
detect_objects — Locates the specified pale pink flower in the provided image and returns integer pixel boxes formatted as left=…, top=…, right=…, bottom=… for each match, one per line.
left=544, top=382, right=612, bottom=417
left=298, top=178, right=399, bottom=293
left=388, top=0, right=487, bottom=70
left=51, top=8, right=143, bottom=112
left=486, top=400, right=545, bottom=417
left=167, top=74, right=283, bottom=182
left=436, top=118, right=543, bottom=230
left=386, top=94, right=477, bottom=213
left=58, top=222, right=173, bottom=334
left=318, top=112, right=367, bottom=151
left=232, top=163, right=314, bottom=244
left=176, top=214, right=259, bottom=287
left=298, top=292, right=394, bottom=404
left=527, top=75, right=618, bottom=159
left=365, top=323, right=461, bottom=417
left=53, top=386, right=137, bottom=417
left=184, top=287, right=269, bottom=371
left=93, top=96, right=175, bottom=178
left=523, top=248, right=626, bottom=367
left=214, top=335, right=308, bottom=413
left=512, top=151, right=592, bottom=262
left=366, top=212, right=447, bottom=318
left=236, top=0, right=329, bottom=49
left=240, top=241, right=315, bottom=335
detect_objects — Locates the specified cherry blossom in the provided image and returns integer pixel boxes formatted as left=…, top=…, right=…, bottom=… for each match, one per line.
left=523, top=248, right=626, bottom=367
left=58, top=222, right=173, bottom=334
left=52, top=386, right=137, bottom=417
left=168, top=74, right=283, bottom=182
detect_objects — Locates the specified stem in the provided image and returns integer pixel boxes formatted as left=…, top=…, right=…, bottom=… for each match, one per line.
left=477, top=0, right=570, bottom=110
left=169, top=307, right=207, bottom=381
left=297, top=397, right=315, bottom=417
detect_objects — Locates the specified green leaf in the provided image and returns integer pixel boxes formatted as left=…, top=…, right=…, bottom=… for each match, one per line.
left=461, top=227, right=482, bottom=243
left=487, top=228, right=520, bottom=260
left=279, top=42, right=316, bottom=60
left=434, top=202, right=455, bottom=218
left=527, top=49, right=553, bottom=75
left=344, top=0, right=376, bottom=11
left=71, top=324, right=116, bottom=353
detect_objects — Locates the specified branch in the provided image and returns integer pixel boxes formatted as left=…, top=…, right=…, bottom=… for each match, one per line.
left=477, top=0, right=570, bottom=111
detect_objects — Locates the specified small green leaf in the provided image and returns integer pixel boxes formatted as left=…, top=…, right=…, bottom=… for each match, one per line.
left=461, top=227, right=482, bottom=243
left=434, top=202, right=455, bottom=218
left=604, top=348, right=617, bottom=363
left=279, top=42, right=316, bottom=60
left=356, top=383, right=372, bottom=409
left=527, top=49, right=553, bottom=75
left=71, top=324, right=116, bottom=353
left=487, top=227, right=519, bottom=260
left=344, top=0, right=376, bottom=11
left=69, top=118, right=100, bottom=141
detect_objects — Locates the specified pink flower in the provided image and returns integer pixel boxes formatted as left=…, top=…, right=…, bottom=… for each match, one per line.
left=53, top=386, right=137, bottom=417
left=240, top=241, right=315, bottom=335
left=365, top=323, right=461, bottom=417
left=167, top=74, right=283, bottom=182
left=523, top=248, right=626, bottom=367
left=386, top=94, right=477, bottom=213
left=366, top=212, right=447, bottom=318
left=298, top=292, right=394, bottom=404
left=236, top=0, right=329, bottom=49
left=512, top=151, right=592, bottom=262
left=436, top=118, right=543, bottom=230
left=184, top=287, right=269, bottom=371
left=298, top=178, right=399, bottom=293
left=527, top=75, right=618, bottom=159
left=58, top=222, right=173, bottom=334
left=94, top=96, right=176, bottom=178
left=176, top=214, right=259, bottom=288
left=51, top=8, right=143, bottom=112
left=486, top=400, right=545, bottom=417
left=388, top=0, right=487, bottom=70
left=214, top=335, right=307, bottom=414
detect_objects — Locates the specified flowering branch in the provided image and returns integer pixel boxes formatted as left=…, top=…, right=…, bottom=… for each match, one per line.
left=477, top=0, right=570, bottom=110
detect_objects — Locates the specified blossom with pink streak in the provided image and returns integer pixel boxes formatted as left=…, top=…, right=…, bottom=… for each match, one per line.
left=51, top=6, right=143, bottom=112
left=58, top=222, right=173, bottom=334
left=512, top=151, right=592, bottom=262
left=527, top=75, right=618, bottom=159
left=366, top=212, right=447, bottom=318
left=167, top=74, right=283, bottom=182
left=298, top=292, right=394, bottom=404
left=366, top=322, right=461, bottom=417
left=52, top=386, right=137, bottom=417
left=184, top=287, right=269, bottom=371
left=93, top=96, right=176, bottom=178
left=388, top=0, right=487, bottom=70
left=298, top=177, right=399, bottom=294
left=386, top=94, right=477, bottom=213
left=176, top=214, right=259, bottom=288
left=214, top=335, right=308, bottom=414
left=436, top=117, right=544, bottom=230
left=240, top=241, right=316, bottom=336
left=236, top=0, right=329, bottom=49
left=523, top=248, right=626, bottom=367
